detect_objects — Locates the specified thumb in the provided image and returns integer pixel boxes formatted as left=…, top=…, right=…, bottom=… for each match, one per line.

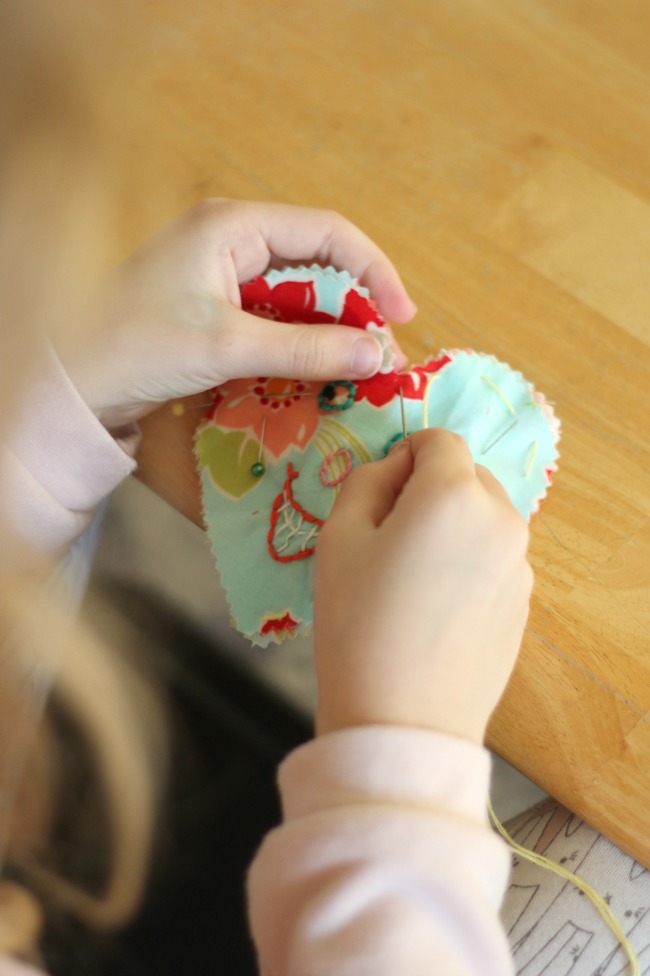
left=328, top=438, right=415, bottom=529
left=212, top=305, right=385, bottom=381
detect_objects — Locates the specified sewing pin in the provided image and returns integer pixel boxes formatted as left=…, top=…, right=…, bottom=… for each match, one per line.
left=261, top=392, right=317, bottom=401
left=170, top=399, right=220, bottom=414
left=171, top=391, right=318, bottom=416
left=481, top=419, right=519, bottom=455
left=399, top=387, right=408, bottom=440
left=251, top=416, right=267, bottom=477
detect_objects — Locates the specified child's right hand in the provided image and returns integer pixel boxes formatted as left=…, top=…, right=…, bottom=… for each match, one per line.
left=314, top=428, right=533, bottom=745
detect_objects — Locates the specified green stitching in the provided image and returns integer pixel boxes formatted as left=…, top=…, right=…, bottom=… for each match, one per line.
left=318, top=380, right=356, bottom=412
left=383, top=432, right=413, bottom=456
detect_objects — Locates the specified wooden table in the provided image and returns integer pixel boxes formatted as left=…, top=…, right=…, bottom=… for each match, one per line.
left=105, top=1, right=650, bottom=863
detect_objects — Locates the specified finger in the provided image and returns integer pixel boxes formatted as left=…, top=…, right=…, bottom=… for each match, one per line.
left=408, top=431, right=511, bottom=508
left=386, top=428, right=478, bottom=525
left=391, top=431, right=529, bottom=539
left=211, top=305, right=385, bottom=381
left=211, top=199, right=417, bottom=323
left=328, top=429, right=470, bottom=533
left=475, top=463, right=513, bottom=505
left=475, top=464, right=530, bottom=539
left=408, top=428, right=477, bottom=484
left=385, top=326, right=409, bottom=370
left=328, top=439, right=415, bottom=529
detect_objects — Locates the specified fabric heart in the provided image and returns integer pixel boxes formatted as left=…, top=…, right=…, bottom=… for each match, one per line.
left=195, top=266, right=560, bottom=646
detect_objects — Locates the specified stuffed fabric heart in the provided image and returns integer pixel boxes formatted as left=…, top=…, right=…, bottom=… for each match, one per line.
left=195, top=266, right=560, bottom=647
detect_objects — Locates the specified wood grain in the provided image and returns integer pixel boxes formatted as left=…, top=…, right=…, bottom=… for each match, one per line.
left=101, top=0, right=650, bottom=862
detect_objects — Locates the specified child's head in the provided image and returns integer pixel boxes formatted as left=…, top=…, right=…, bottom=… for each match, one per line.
left=0, top=0, right=165, bottom=958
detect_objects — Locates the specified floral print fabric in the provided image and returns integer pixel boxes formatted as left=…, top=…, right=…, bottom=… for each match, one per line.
left=195, top=266, right=560, bottom=646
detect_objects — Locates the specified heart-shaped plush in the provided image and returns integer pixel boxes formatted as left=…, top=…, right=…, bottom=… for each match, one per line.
left=195, top=266, right=560, bottom=646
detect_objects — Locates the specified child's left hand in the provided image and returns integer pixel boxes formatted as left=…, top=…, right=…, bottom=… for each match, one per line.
left=58, top=199, right=416, bottom=430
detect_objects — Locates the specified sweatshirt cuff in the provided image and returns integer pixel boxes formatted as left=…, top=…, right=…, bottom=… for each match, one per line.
left=278, top=725, right=493, bottom=826
left=1, top=345, right=139, bottom=561
left=0, top=958, right=46, bottom=976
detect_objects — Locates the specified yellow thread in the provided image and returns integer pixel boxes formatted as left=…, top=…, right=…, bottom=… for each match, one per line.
left=322, top=419, right=373, bottom=465
left=171, top=402, right=185, bottom=417
left=525, top=440, right=538, bottom=478
left=422, top=374, right=439, bottom=430
left=481, top=375, right=515, bottom=414
left=314, top=431, right=338, bottom=459
left=315, top=427, right=347, bottom=463
left=487, top=799, right=640, bottom=976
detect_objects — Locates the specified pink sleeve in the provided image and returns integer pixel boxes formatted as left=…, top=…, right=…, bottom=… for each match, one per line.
left=248, top=725, right=514, bottom=976
left=0, top=959, right=47, bottom=976
left=0, top=346, right=139, bottom=569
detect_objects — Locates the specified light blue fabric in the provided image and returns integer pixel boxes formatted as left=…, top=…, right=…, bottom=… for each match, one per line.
left=199, top=352, right=559, bottom=647
left=426, top=351, right=559, bottom=518
left=198, top=266, right=559, bottom=646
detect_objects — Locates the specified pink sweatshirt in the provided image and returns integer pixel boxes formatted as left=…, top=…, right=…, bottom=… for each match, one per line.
left=0, top=352, right=514, bottom=976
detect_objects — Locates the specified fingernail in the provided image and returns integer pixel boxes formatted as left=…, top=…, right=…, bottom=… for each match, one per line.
left=387, top=436, right=409, bottom=455
left=393, top=347, right=409, bottom=370
left=350, top=336, right=383, bottom=378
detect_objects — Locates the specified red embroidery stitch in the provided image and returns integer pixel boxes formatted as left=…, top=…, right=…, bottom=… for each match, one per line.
left=268, top=463, right=324, bottom=563
left=320, top=448, right=353, bottom=487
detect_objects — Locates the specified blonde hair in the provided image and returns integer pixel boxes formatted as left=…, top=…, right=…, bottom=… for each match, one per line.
left=0, top=0, right=165, bottom=953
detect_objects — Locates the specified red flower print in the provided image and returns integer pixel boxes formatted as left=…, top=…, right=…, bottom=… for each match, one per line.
left=339, top=287, right=385, bottom=330
left=206, top=376, right=321, bottom=460
left=355, top=354, right=453, bottom=407
left=260, top=612, right=299, bottom=637
left=241, top=278, right=337, bottom=324
left=241, top=273, right=389, bottom=332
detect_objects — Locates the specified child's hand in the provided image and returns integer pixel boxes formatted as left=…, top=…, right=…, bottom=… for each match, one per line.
left=58, top=200, right=416, bottom=430
left=314, top=429, right=533, bottom=745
